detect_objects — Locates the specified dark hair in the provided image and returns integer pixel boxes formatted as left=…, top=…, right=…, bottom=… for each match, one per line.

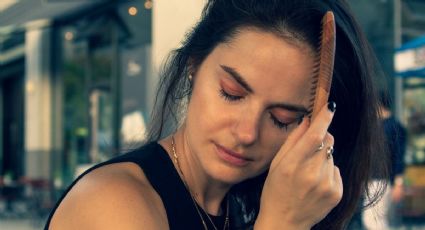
left=379, top=90, right=392, bottom=109
left=147, top=0, right=388, bottom=229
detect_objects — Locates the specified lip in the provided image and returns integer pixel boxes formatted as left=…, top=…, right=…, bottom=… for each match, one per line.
left=215, top=144, right=251, bottom=167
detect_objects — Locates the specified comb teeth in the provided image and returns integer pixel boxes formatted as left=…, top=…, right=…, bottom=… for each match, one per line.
left=308, top=11, right=336, bottom=120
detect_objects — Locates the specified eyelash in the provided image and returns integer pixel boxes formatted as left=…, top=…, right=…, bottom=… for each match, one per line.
left=219, top=88, right=293, bottom=131
left=219, top=89, right=244, bottom=101
left=269, top=113, right=289, bottom=131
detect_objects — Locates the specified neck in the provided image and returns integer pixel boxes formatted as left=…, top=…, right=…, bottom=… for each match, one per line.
left=161, top=129, right=231, bottom=215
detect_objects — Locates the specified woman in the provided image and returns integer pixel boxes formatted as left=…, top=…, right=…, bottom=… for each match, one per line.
left=46, top=0, right=388, bottom=229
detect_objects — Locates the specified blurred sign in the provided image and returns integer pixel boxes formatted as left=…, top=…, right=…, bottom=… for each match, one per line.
left=396, top=46, right=425, bottom=72
left=395, top=36, right=425, bottom=78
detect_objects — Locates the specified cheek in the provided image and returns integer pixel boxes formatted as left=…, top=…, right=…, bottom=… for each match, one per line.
left=186, top=79, right=231, bottom=134
left=263, top=135, right=285, bottom=159
left=258, top=124, right=292, bottom=162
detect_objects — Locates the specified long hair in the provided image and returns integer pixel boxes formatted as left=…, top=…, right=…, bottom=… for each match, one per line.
left=146, top=0, right=389, bottom=229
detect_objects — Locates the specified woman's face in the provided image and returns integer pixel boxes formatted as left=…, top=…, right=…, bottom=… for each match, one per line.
left=185, top=28, right=315, bottom=184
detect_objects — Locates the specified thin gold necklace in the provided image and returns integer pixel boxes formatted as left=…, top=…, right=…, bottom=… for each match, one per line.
left=171, top=136, right=230, bottom=230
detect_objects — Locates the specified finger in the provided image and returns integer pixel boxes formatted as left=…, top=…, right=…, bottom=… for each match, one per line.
left=321, top=135, right=335, bottom=190
left=271, top=117, right=310, bottom=167
left=307, top=101, right=335, bottom=139
left=323, top=134, right=335, bottom=163
left=293, top=102, right=335, bottom=161
left=333, top=166, right=344, bottom=204
left=320, top=152, right=337, bottom=206
left=324, top=165, right=343, bottom=209
left=302, top=133, right=334, bottom=183
left=326, top=147, right=335, bottom=186
left=315, top=133, right=334, bottom=168
left=280, top=116, right=309, bottom=153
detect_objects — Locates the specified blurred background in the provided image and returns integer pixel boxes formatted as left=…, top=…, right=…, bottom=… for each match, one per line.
left=0, top=0, right=424, bottom=229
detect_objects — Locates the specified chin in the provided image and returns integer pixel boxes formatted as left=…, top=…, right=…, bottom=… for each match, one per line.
left=209, top=164, right=257, bottom=185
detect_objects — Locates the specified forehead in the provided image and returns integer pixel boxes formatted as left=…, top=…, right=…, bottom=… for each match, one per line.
left=206, top=28, right=316, bottom=105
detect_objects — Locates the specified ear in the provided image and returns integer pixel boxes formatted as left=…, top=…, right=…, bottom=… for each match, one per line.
left=187, top=57, right=199, bottom=76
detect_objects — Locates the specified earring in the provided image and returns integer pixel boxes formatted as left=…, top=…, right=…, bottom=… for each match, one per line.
left=188, top=74, right=193, bottom=81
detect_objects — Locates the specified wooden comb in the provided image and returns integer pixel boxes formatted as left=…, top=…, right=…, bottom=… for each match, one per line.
left=309, top=11, right=336, bottom=121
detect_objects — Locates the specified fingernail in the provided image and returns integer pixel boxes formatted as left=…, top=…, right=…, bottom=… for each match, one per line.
left=328, top=101, right=336, bottom=112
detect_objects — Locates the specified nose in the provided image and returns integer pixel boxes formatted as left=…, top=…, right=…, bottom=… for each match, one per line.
left=232, top=109, right=261, bottom=146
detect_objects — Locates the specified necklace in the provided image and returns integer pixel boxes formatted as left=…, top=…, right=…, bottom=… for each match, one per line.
left=171, top=136, right=230, bottom=230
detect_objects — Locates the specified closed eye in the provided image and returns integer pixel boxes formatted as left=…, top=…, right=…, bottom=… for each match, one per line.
left=219, top=89, right=244, bottom=101
left=269, top=112, right=303, bottom=131
left=269, top=113, right=289, bottom=131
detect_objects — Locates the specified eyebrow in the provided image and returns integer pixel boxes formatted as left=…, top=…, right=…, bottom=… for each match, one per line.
left=220, top=64, right=309, bottom=115
left=220, top=65, right=254, bottom=93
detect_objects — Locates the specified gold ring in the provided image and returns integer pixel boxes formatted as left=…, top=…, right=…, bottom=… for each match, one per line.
left=315, top=141, right=325, bottom=152
left=326, top=146, right=334, bottom=159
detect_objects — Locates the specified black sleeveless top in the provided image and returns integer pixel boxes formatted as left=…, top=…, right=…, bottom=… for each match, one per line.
left=44, top=142, right=228, bottom=230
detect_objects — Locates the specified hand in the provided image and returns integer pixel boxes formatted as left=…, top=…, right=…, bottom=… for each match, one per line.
left=392, top=176, right=404, bottom=203
left=392, top=185, right=403, bottom=203
left=255, top=103, right=343, bottom=230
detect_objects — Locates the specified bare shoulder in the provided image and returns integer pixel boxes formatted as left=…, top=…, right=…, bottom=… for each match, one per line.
left=49, top=162, right=169, bottom=230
